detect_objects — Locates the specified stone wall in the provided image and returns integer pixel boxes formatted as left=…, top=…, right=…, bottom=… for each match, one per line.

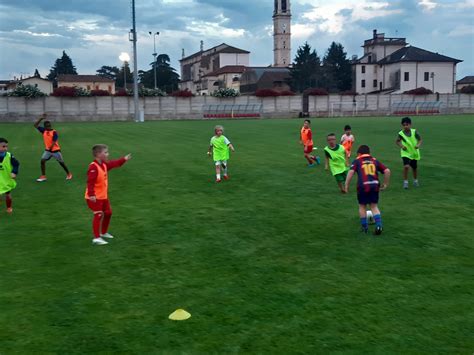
left=0, top=94, right=473, bottom=122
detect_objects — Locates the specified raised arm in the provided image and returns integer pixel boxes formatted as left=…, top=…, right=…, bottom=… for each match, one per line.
left=34, top=114, right=46, bottom=128
left=105, top=154, right=131, bottom=171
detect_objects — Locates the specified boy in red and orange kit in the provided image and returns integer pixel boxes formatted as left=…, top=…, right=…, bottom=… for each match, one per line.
left=85, top=144, right=131, bottom=245
left=300, top=119, right=320, bottom=167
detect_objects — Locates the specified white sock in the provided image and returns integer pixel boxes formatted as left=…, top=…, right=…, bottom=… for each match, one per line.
left=217, top=173, right=221, bottom=179
left=223, top=169, right=228, bottom=176
left=404, top=180, right=408, bottom=183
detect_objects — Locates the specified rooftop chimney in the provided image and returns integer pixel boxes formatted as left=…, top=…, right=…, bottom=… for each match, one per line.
left=182, top=48, right=185, bottom=58
left=373, top=29, right=377, bottom=39
left=200, top=40, right=204, bottom=52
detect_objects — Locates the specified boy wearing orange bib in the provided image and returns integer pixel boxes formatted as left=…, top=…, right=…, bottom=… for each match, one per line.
left=300, top=120, right=320, bottom=167
left=85, top=144, right=131, bottom=245
left=340, top=125, right=355, bottom=158
left=34, top=114, right=73, bottom=182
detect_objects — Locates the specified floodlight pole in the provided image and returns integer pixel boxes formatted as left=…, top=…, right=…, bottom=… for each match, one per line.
left=131, top=0, right=141, bottom=122
left=123, top=62, right=127, bottom=89
left=149, top=32, right=160, bottom=90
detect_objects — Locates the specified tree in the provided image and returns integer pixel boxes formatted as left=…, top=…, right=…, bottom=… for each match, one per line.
left=96, top=63, right=132, bottom=89
left=289, top=42, right=322, bottom=93
left=322, top=42, right=352, bottom=92
left=96, top=65, right=120, bottom=81
left=138, top=54, right=179, bottom=93
left=47, top=51, right=78, bottom=85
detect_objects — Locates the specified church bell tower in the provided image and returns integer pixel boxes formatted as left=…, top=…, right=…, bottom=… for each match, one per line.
left=273, top=0, right=291, bottom=67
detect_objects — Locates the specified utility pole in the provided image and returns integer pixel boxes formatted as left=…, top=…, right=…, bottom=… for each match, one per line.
left=149, top=31, right=160, bottom=90
left=131, top=0, right=141, bottom=122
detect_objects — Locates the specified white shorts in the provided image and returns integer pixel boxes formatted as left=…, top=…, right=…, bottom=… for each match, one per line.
left=214, top=160, right=227, bottom=166
left=41, top=150, right=64, bottom=163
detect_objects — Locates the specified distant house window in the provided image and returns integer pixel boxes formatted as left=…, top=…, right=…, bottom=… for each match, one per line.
left=380, top=82, right=383, bottom=90
left=424, top=72, right=430, bottom=81
left=368, top=55, right=372, bottom=63
left=35, top=84, right=38, bottom=88
left=361, top=66, right=366, bottom=74
left=404, top=72, right=410, bottom=81
left=95, top=85, right=99, bottom=90
left=373, top=80, right=377, bottom=88
left=108, top=85, right=112, bottom=92
left=282, top=0, right=287, bottom=12
left=87, top=85, right=91, bottom=90
left=361, top=80, right=366, bottom=88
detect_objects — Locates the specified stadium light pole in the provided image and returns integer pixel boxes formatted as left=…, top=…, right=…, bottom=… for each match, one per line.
left=131, top=0, right=141, bottom=122
left=119, top=52, right=130, bottom=90
left=149, top=31, right=160, bottom=90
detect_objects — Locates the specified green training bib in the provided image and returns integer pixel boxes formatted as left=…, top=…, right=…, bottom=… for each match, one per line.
left=324, top=145, right=347, bottom=176
left=399, top=129, right=421, bottom=160
left=0, top=152, right=17, bottom=194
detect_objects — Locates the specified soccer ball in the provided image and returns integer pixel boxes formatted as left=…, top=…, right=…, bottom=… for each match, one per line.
left=366, top=210, right=375, bottom=225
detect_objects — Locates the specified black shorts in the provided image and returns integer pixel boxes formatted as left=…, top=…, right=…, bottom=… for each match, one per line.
left=402, top=157, right=418, bottom=169
left=357, top=190, right=379, bottom=205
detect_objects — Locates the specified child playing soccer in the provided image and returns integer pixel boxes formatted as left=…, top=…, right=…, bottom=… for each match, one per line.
left=396, top=117, right=422, bottom=189
left=207, top=125, right=235, bottom=183
left=340, top=125, right=355, bottom=158
left=300, top=119, right=320, bottom=167
left=34, top=114, right=73, bottom=182
left=0, top=138, right=19, bottom=214
left=345, top=145, right=391, bottom=235
left=85, top=144, right=131, bottom=245
left=324, top=133, right=349, bottom=193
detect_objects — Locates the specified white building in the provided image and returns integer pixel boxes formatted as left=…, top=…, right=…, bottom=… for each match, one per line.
left=353, top=30, right=462, bottom=94
left=6, top=74, right=53, bottom=94
left=201, top=65, right=248, bottom=94
left=179, top=43, right=250, bottom=95
left=57, top=75, right=115, bottom=94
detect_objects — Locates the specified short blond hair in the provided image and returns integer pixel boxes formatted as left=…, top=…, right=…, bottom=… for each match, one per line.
left=92, top=144, right=108, bottom=156
left=214, top=125, right=224, bottom=134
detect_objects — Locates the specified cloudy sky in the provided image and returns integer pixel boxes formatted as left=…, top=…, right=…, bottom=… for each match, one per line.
left=0, top=0, right=473, bottom=80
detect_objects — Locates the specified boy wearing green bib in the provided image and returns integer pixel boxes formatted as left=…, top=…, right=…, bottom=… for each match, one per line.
left=324, top=133, right=349, bottom=193
left=396, top=117, right=423, bottom=189
left=0, top=138, right=20, bottom=214
left=208, top=125, right=235, bottom=183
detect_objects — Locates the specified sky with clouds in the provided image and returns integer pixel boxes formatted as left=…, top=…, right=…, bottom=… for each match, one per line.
left=0, top=0, right=473, bottom=80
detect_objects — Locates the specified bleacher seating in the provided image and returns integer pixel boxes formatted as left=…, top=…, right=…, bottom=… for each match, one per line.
left=391, top=101, right=442, bottom=115
left=202, top=104, right=263, bottom=118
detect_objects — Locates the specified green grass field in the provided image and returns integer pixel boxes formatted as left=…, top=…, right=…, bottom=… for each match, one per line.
left=0, top=115, right=473, bottom=353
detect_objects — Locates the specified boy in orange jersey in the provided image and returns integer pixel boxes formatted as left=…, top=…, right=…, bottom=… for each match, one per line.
left=340, top=125, right=355, bottom=158
left=300, top=120, right=320, bottom=167
left=85, top=144, right=132, bottom=245
left=34, top=114, right=73, bottom=182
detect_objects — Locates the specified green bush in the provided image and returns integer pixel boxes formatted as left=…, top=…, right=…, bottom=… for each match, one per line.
left=8, top=85, right=47, bottom=98
left=137, top=88, right=166, bottom=97
left=75, top=87, right=91, bottom=97
left=211, top=88, right=240, bottom=98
